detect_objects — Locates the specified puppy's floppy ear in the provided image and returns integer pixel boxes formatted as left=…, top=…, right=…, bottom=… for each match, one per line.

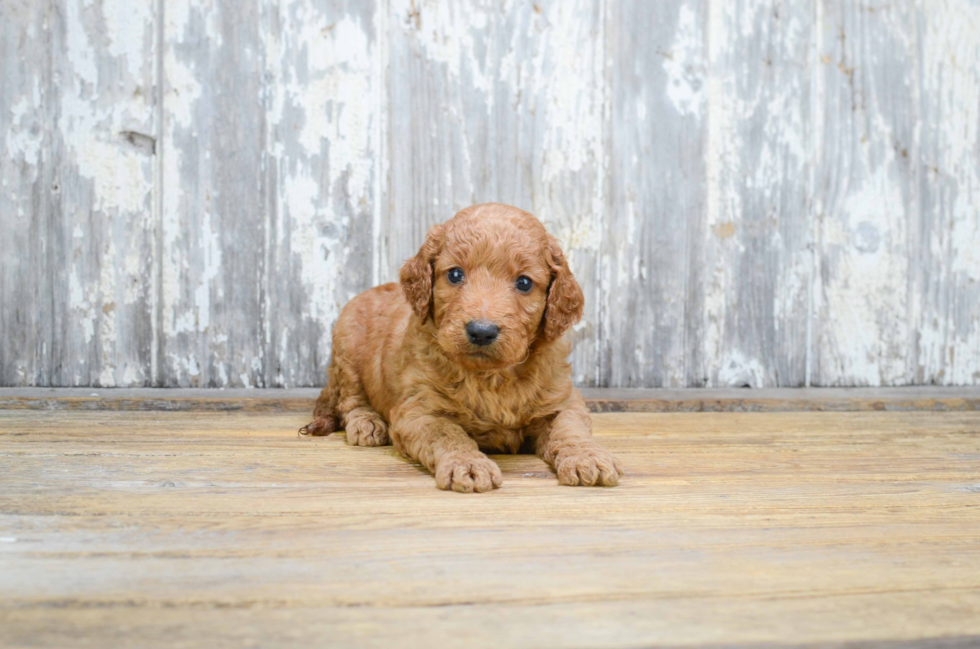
left=400, top=223, right=445, bottom=321
left=541, top=236, right=584, bottom=341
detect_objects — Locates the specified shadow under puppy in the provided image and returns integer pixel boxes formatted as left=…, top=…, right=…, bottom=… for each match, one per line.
left=302, top=203, right=623, bottom=492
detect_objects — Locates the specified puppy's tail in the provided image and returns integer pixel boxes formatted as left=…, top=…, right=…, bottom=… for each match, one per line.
left=299, top=377, right=340, bottom=437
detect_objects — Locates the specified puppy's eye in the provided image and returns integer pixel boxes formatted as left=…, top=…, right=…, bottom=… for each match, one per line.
left=515, top=276, right=533, bottom=293
left=447, top=267, right=465, bottom=285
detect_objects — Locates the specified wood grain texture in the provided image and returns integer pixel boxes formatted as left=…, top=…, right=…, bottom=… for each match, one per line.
left=160, top=0, right=269, bottom=388
left=603, top=0, right=812, bottom=389
left=2, top=1, right=979, bottom=389
left=812, top=0, right=920, bottom=386
left=1, top=0, right=50, bottom=387
left=261, top=0, right=381, bottom=387
left=811, top=0, right=980, bottom=387
left=159, top=0, right=380, bottom=388
left=2, top=386, right=979, bottom=413
left=602, top=0, right=706, bottom=388
left=701, top=0, right=811, bottom=388
left=1, top=0, right=157, bottom=387
left=917, top=1, right=980, bottom=385
left=1, top=409, right=979, bottom=647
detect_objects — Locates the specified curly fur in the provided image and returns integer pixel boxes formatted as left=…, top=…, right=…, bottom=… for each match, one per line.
left=303, top=203, right=623, bottom=492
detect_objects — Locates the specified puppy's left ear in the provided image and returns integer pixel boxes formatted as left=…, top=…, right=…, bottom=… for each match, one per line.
left=541, top=236, right=584, bottom=341
left=400, top=223, right=445, bottom=321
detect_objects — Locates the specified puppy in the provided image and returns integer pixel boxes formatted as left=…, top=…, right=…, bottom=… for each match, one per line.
left=301, top=203, right=623, bottom=492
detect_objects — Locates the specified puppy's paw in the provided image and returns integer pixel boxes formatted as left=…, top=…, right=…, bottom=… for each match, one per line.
left=435, top=452, right=503, bottom=493
left=555, top=446, right=624, bottom=487
left=344, top=410, right=390, bottom=447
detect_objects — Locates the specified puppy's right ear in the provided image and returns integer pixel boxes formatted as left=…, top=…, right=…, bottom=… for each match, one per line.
left=400, top=224, right=445, bottom=321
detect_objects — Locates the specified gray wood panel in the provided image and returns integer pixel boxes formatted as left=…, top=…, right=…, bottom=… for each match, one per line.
left=1, top=0, right=157, bottom=387
left=160, top=0, right=269, bottom=387
left=1, top=0, right=50, bottom=386
left=602, top=0, right=706, bottom=388
left=604, top=0, right=811, bottom=388
left=916, top=0, right=980, bottom=385
left=2, top=0, right=979, bottom=388
left=261, top=0, right=380, bottom=387
left=160, top=0, right=379, bottom=388
left=812, top=0, right=920, bottom=386
left=699, top=0, right=812, bottom=388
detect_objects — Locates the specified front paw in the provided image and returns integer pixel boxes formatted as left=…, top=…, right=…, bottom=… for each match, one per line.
left=435, top=452, right=503, bottom=493
left=555, top=445, right=624, bottom=486
left=344, top=410, right=389, bottom=447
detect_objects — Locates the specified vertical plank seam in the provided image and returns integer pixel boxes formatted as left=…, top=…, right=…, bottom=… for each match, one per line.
left=42, top=0, right=57, bottom=386
left=908, top=0, right=925, bottom=384
left=151, top=0, right=166, bottom=387
left=705, top=0, right=721, bottom=388
left=690, top=0, right=711, bottom=388
left=594, top=0, right=608, bottom=388
left=373, top=0, right=389, bottom=288
left=260, top=0, right=274, bottom=387
left=805, top=0, right=821, bottom=388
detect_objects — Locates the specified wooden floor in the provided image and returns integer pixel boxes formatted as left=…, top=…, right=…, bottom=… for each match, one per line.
left=2, top=408, right=979, bottom=647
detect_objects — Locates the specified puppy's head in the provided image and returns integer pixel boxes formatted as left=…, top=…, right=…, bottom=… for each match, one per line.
left=400, top=203, right=584, bottom=370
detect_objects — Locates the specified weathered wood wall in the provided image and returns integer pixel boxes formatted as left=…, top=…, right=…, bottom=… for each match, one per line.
left=2, top=0, right=979, bottom=388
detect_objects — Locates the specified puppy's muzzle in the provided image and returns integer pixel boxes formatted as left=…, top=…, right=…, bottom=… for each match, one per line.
left=466, top=320, right=499, bottom=346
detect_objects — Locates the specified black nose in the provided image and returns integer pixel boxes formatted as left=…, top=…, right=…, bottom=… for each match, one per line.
left=466, top=320, right=500, bottom=346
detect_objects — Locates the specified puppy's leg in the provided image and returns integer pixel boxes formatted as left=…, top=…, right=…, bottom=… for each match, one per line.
left=335, top=363, right=389, bottom=447
left=391, top=412, right=502, bottom=493
left=529, top=399, right=624, bottom=487
left=305, top=353, right=388, bottom=446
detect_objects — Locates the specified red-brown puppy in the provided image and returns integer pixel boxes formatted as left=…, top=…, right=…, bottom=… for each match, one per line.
left=302, top=203, right=623, bottom=492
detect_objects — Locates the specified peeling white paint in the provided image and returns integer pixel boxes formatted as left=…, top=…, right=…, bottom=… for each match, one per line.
left=5, top=95, right=43, bottom=168
left=663, top=4, right=704, bottom=118
left=822, top=167, right=909, bottom=385
left=65, top=0, right=98, bottom=87
left=263, top=0, right=380, bottom=384
left=702, top=0, right=738, bottom=381
left=284, top=172, right=340, bottom=323
left=160, top=0, right=218, bottom=354
left=61, top=1, right=153, bottom=216
left=533, top=2, right=603, bottom=181
left=97, top=235, right=118, bottom=386
left=192, top=207, right=220, bottom=332
left=718, top=350, right=766, bottom=388
left=403, top=0, right=494, bottom=100
left=102, top=0, right=153, bottom=80
left=68, top=265, right=94, bottom=345
left=917, top=1, right=980, bottom=385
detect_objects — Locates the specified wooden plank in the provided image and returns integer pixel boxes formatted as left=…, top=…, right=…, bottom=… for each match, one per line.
left=0, top=386, right=978, bottom=413
left=384, top=0, right=604, bottom=385
left=811, top=1, right=920, bottom=386
left=0, top=0, right=50, bottom=387
left=1, top=409, right=979, bottom=648
left=160, top=0, right=381, bottom=389
left=1, top=609, right=979, bottom=649
left=583, top=385, right=980, bottom=413
left=916, top=1, right=980, bottom=385
left=261, top=0, right=381, bottom=387
left=1, top=0, right=157, bottom=387
left=700, top=0, right=811, bottom=387
left=602, top=0, right=706, bottom=388
left=159, top=0, right=268, bottom=387
left=604, top=0, right=812, bottom=389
